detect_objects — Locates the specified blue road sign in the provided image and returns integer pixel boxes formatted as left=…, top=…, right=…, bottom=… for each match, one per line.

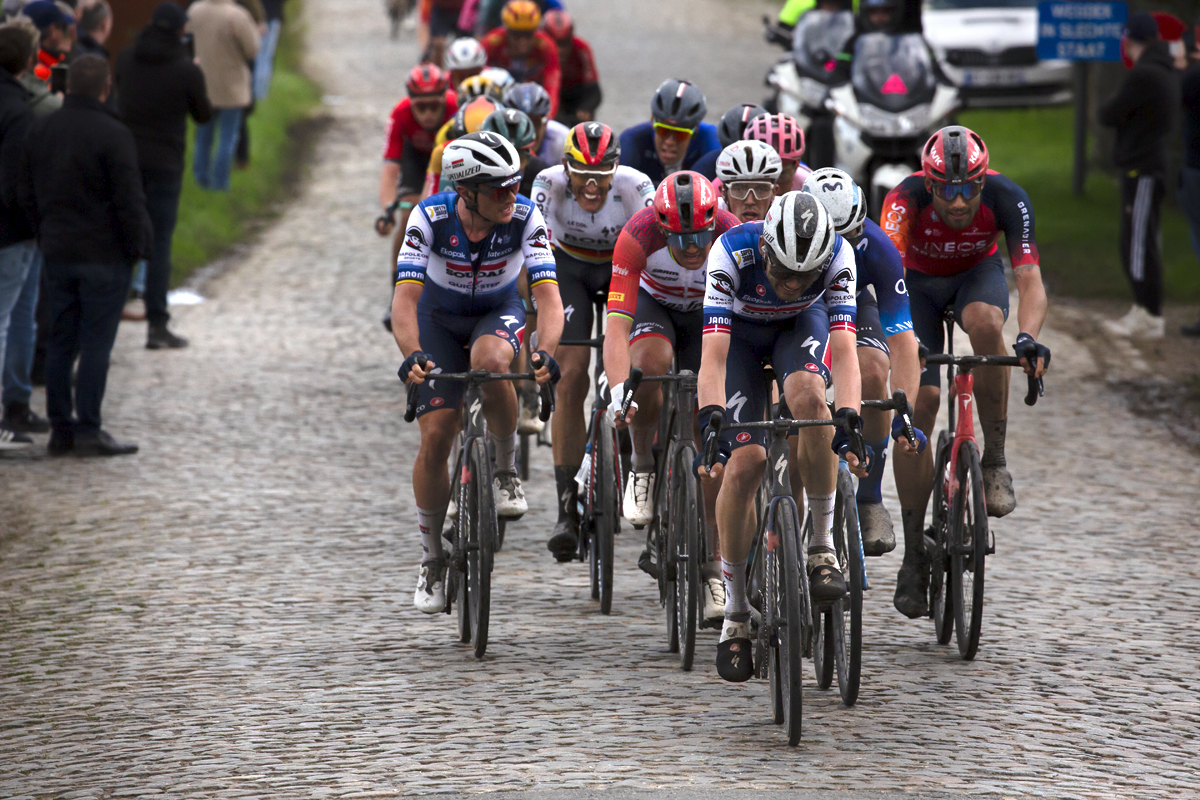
left=1037, top=1, right=1128, bottom=61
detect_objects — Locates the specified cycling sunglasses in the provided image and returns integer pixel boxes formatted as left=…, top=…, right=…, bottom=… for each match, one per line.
left=726, top=181, right=776, bottom=202
left=763, top=249, right=816, bottom=289
left=475, top=178, right=521, bottom=201
left=930, top=179, right=983, bottom=201
left=666, top=228, right=715, bottom=251
left=567, top=163, right=618, bottom=186
left=653, top=122, right=695, bottom=143
left=411, top=99, right=444, bottom=114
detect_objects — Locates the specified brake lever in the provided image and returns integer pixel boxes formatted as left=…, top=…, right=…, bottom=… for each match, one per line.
left=531, top=352, right=555, bottom=422
left=702, top=410, right=724, bottom=471
left=891, top=389, right=917, bottom=448
left=1025, top=375, right=1043, bottom=407
left=619, top=368, right=643, bottom=423
left=403, top=354, right=428, bottom=423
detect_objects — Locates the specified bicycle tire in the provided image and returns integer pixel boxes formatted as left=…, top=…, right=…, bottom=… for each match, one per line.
left=467, top=437, right=494, bottom=659
left=809, top=514, right=835, bottom=690
left=660, top=447, right=679, bottom=652
left=456, top=449, right=473, bottom=645
left=517, top=432, right=530, bottom=481
left=765, top=499, right=804, bottom=746
left=951, top=440, right=987, bottom=661
left=673, top=442, right=700, bottom=671
left=929, top=431, right=954, bottom=645
left=596, top=415, right=618, bottom=615
left=832, top=468, right=862, bottom=706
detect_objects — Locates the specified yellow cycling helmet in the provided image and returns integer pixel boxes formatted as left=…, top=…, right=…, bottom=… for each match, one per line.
left=451, top=96, right=503, bottom=139
left=456, top=74, right=503, bottom=105
left=501, top=0, right=542, bottom=31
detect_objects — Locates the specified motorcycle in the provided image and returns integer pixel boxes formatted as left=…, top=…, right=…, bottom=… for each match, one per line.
left=825, top=32, right=959, bottom=217
left=763, top=10, right=856, bottom=169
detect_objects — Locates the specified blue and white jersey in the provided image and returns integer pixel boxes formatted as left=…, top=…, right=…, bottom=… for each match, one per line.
left=703, top=221, right=856, bottom=335
left=396, top=191, right=557, bottom=316
left=853, top=218, right=913, bottom=337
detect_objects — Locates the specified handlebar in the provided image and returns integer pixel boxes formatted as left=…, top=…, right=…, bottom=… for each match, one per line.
left=618, top=367, right=642, bottom=424
left=700, top=407, right=869, bottom=469
left=558, top=337, right=603, bottom=348
left=530, top=352, right=556, bottom=423
left=403, top=354, right=428, bottom=423
left=923, top=353, right=1044, bottom=407
left=403, top=358, right=554, bottom=423
left=375, top=198, right=402, bottom=234
left=862, top=388, right=917, bottom=448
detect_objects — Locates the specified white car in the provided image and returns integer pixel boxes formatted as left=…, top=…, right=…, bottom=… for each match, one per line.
left=923, top=0, right=1072, bottom=107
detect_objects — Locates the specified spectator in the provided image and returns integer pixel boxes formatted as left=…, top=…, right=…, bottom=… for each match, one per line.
left=253, top=0, right=287, bottom=101
left=1182, top=31, right=1200, bottom=337
left=116, top=1, right=212, bottom=350
left=19, top=1, right=71, bottom=83
left=71, top=0, right=108, bottom=58
left=187, top=0, right=258, bottom=191
left=0, top=23, right=36, bottom=449
left=17, top=54, right=151, bottom=456
left=1099, top=12, right=1181, bottom=340
left=1, top=15, right=57, bottom=117
left=539, top=9, right=600, bottom=127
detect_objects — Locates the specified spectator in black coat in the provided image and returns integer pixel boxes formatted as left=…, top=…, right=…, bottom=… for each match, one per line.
left=115, top=2, right=212, bottom=349
left=18, top=54, right=152, bottom=457
left=72, top=0, right=111, bottom=59
left=1181, top=34, right=1200, bottom=337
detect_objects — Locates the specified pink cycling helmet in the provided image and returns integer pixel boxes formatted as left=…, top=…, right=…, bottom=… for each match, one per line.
left=745, top=113, right=805, bottom=162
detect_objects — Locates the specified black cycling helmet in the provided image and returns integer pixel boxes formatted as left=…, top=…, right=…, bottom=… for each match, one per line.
left=480, top=107, right=538, bottom=153
left=717, top=103, right=769, bottom=148
left=650, top=78, right=707, bottom=130
left=503, top=82, right=552, bottom=118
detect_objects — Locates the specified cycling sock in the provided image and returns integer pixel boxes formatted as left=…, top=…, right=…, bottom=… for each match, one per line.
left=855, top=436, right=890, bottom=504
left=554, top=464, right=579, bottom=522
left=807, top=491, right=837, bottom=553
left=721, top=557, right=751, bottom=618
left=631, top=424, right=655, bottom=472
left=418, top=505, right=448, bottom=561
left=492, top=431, right=517, bottom=474
left=981, top=418, right=1007, bottom=468
left=900, top=508, right=928, bottom=566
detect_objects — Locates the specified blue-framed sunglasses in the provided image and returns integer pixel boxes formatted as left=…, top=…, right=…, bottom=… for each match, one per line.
left=930, top=179, right=983, bottom=201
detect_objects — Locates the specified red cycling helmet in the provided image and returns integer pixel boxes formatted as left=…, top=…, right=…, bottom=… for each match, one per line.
left=745, top=113, right=805, bottom=161
left=564, top=121, right=619, bottom=167
left=922, top=126, right=988, bottom=183
left=406, top=63, right=448, bottom=97
left=655, top=171, right=718, bottom=250
left=541, top=9, right=573, bottom=41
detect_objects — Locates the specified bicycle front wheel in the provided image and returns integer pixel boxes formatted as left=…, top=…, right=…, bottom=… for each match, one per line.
left=832, top=468, right=862, bottom=706
left=673, top=443, right=700, bottom=671
left=464, top=437, right=495, bottom=659
left=594, top=415, right=619, bottom=615
left=950, top=440, right=987, bottom=661
left=929, top=430, right=954, bottom=645
left=765, top=500, right=804, bottom=746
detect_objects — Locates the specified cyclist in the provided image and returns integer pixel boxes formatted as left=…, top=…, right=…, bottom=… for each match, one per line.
left=377, top=64, right=458, bottom=279
left=803, top=168, right=923, bottom=555
left=713, top=139, right=782, bottom=223
left=444, top=36, right=488, bottom=88
left=425, top=0, right=466, bottom=68
left=743, top=113, right=811, bottom=194
left=619, top=79, right=721, bottom=187
left=395, top=132, right=564, bottom=613
left=881, top=125, right=1050, bottom=619
left=482, top=1, right=562, bottom=119
left=539, top=9, right=602, bottom=126
left=456, top=73, right=504, bottom=104
left=531, top=122, right=656, bottom=560
left=696, top=191, right=866, bottom=682
left=603, top=171, right=740, bottom=624
left=421, top=95, right=503, bottom=198
left=691, top=103, right=769, bottom=181
left=504, top=82, right=569, bottom=166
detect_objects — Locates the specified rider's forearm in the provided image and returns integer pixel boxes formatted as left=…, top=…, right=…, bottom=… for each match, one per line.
left=698, top=334, right=730, bottom=410
left=886, top=330, right=921, bottom=407
left=1014, top=264, right=1048, bottom=340
left=391, top=283, right=424, bottom=356
left=379, top=162, right=401, bottom=209
left=602, top=315, right=633, bottom=386
left=830, top=329, right=861, bottom=412
left=531, top=283, right=564, bottom=355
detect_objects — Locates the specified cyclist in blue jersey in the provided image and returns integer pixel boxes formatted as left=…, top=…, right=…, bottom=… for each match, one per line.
left=393, top=132, right=565, bottom=614
left=696, top=191, right=866, bottom=683
left=618, top=79, right=721, bottom=186
left=803, top=168, right=924, bottom=556
left=691, top=103, right=769, bottom=181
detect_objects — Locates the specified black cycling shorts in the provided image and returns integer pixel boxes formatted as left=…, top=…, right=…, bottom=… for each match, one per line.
left=398, top=146, right=432, bottom=198
left=855, top=290, right=888, bottom=356
left=428, top=6, right=460, bottom=38
left=908, top=254, right=1009, bottom=388
left=555, top=248, right=611, bottom=342
left=629, top=288, right=703, bottom=374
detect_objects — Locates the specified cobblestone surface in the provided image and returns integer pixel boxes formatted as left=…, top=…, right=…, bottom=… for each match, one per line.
left=2, top=0, right=1199, bottom=797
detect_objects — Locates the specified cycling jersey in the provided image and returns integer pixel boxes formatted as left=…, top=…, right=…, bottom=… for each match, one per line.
left=481, top=28, right=562, bottom=118
left=617, top=121, right=721, bottom=187
left=852, top=218, right=912, bottom=337
left=607, top=206, right=741, bottom=320
left=396, top=190, right=556, bottom=316
left=881, top=170, right=1039, bottom=277
left=560, top=36, right=599, bottom=91
left=383, top=91, right=458, bottom=161
left=703, top=221, right=856, bottom=334
left=539, top=119, right=569, bottom=164
left=531, top=165, right=655, bottom=263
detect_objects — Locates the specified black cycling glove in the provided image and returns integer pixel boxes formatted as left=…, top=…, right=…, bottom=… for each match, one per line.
left=399, top=351, right=431, bottom=384
left=1013, top=333, right=1050, bottom=372
left=533, top=350, right=560, bottom=384
left=830, top=407, right=873, bottom=467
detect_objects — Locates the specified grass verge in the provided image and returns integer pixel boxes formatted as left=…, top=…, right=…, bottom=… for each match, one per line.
left=169, top=1, right=322, bottom=287
left=960, top=105, right=1198, bottom=302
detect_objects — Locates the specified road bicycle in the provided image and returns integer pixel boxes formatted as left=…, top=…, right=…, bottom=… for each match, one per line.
left=403, top=357, right=553, bottom=658
left=923, top=309, right=1044, bottom=661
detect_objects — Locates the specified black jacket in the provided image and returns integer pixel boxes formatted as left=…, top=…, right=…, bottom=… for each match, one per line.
left=1182, top=61, right=1200, bottom=171
left=1098, top=41, right=1180, bottom=174
left=0, top=71, right=34, bottom=248
left=115, top=24, right=213, bottom=176
left=18, top=95, right=152, bottom=264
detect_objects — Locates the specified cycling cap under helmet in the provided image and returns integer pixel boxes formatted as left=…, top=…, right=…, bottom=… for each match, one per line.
left=501, top=0, right=542, bottom=31
left=802, top=168, right=867, bottom=237
left=717, top=103, right=768, bottom=148
left=407, top=63, right=448, bottom=97
left=762, top=191, right=834, bottom=274
left=443, top=131, right=523, bottom=188
left=651, top=79, right=707, bottom=130
left=503, top=82, right=552, bottom=117
left=481, top=108, right=538, bottom=153
left=745, top=113, right=805, bottom=161
left=444, top=37, right=487, bottom=71
left=922, top=126, right=989, bottom=183
left=541, top=8, right=573, bottom=41
left=564, top=121, right=620, bottom=167
left=716, top=140, right=782, bottom=184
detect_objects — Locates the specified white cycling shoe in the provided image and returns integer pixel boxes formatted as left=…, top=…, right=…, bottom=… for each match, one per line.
left=413, top=560, right=446, bottom=614
left=517, top=393, right=544, bottom=435
left=702, top=577, right=726, bottom=625
left=494, top=472, right=528, bottom=518
left=622, top=471, right=655, bottom=528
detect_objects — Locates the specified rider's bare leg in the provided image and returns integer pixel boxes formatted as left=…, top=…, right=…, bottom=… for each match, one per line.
left=961, top=300, right=1015, bottom=517
left=414, top=408, right=458, bottom=559
left=892, top=384, right=939, bottom=617
left=472, top=335, right=519, bottom=472
left=628, top=335, right=673, bottom=471
left=715, top=445, right=766, bottom=619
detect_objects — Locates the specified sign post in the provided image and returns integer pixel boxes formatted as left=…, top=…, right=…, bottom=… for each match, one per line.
left=1037, top=1, right=1128, bottom=196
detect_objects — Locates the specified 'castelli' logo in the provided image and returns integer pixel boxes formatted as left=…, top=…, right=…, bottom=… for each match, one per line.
left=449, top=235, right=459, bottom=246
left=756, top=285, right=766, bottom=296
left=736, top=432, right=752, bottom=443
left=805, top=363, right=820, bottom=372
left=495, top=330, right=509, bottom=338
left=430, top=397, right=445, bottom=406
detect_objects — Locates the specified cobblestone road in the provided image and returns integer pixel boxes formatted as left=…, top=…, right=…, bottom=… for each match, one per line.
left=2, top=0, right=1199, bottom=797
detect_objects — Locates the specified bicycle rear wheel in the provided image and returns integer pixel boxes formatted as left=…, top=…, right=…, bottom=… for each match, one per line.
left=951, top=440, right=987, bottom=661
left=832, top=468, right=862, bottom=706
left=673, top=443, right=701, bottom=670
left=461, top=437, right=494, bottom=659
left=765, top=499, right=804, bottom=746
left=929, top=431, right=954, bottom=645
left=594, top=415, right=619, bottom=615
left=809, top=514, right=834, bottom=690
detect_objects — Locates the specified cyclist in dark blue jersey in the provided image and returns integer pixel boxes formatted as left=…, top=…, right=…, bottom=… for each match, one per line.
left=618, top=79, right=720, bottom=186
left=691, top=103, right=769, bottom=181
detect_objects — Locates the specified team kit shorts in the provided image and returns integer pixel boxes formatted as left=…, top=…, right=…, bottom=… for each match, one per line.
left=555, top=250, right=611, bottom=342
left=629, top=289, right=703, bottom=374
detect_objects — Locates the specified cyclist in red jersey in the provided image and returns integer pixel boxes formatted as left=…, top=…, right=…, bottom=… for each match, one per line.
left=540, top=9, right=602, bottom=126
left=881, top=125, right=1051, bottom=619
left=481, top=0, right=562, bottom=119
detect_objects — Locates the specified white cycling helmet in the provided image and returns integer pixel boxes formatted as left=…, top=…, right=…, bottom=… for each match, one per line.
left=715, top=139, right=783, bottom=184
left=802, top=167, right=868, bottom=237
left=480, top=66, right=515, bottom=94
left=761, top=191, right=835, bottom=274
left=444, top=37, right=487, bottom=71
left=442, top=131, right=523, bottom=188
